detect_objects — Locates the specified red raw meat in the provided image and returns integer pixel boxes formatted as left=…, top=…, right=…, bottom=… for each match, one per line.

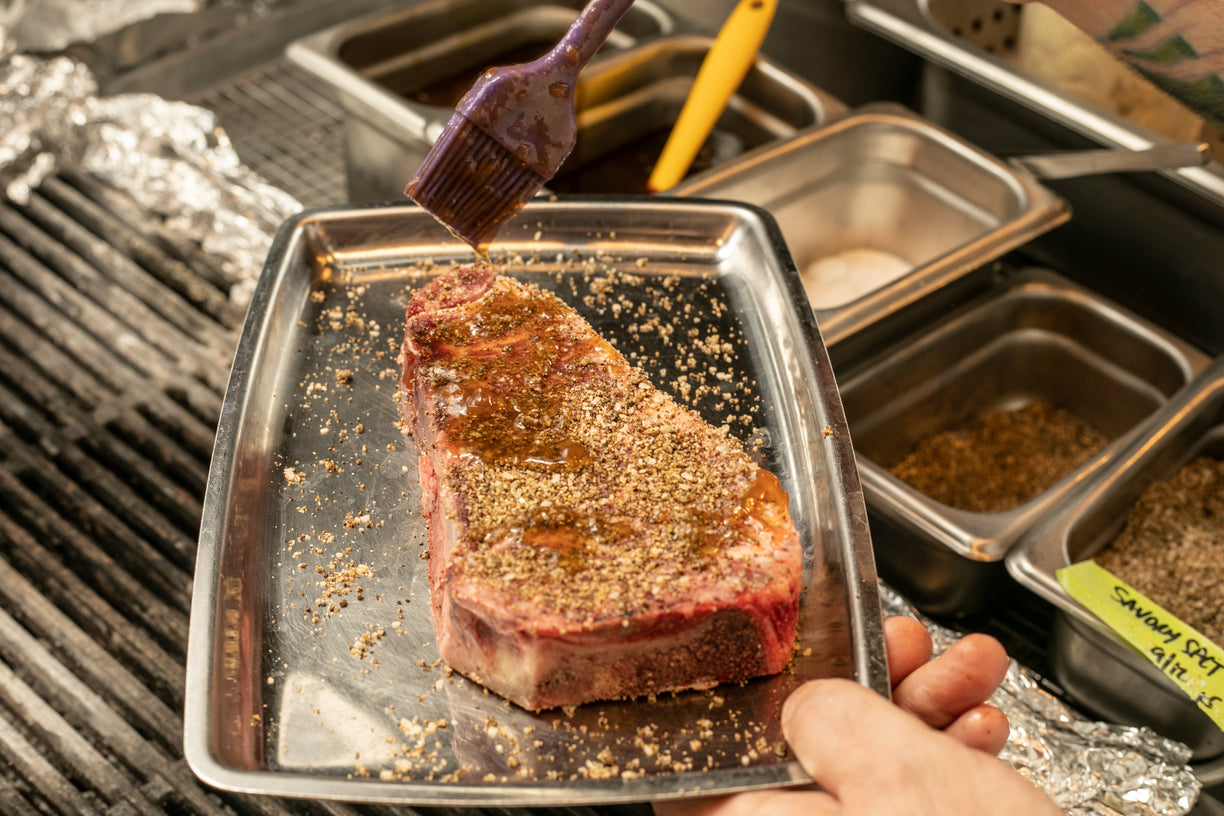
left=398, top=265, right=801, bottom=711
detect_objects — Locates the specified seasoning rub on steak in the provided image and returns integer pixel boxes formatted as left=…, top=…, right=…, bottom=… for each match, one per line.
left=398, top=265, right=802, bottom=711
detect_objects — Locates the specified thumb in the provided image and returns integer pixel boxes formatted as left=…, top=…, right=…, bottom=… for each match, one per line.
left=781, top=679, right=947, bottom=799
left=781, top=679, right=1061, bottom=815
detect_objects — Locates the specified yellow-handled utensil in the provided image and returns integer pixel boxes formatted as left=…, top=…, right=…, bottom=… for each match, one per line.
left=647, top=0, right=777, bottom=193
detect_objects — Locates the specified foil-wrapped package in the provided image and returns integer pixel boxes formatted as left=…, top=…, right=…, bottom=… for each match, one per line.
left=0, top=54, right=300, bottom=304
left=879, top=583, right=1202, bottom=816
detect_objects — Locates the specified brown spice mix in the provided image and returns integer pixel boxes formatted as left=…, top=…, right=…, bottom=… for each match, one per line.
left=1094, top=456, right=1224, bottom=645
left=888, top=399, right=1109, bottom=513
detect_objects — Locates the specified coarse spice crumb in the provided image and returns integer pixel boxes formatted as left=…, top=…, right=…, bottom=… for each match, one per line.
left=1094, top=456, right=1224, bottom=644
left=888, top=399, right=1109, bottom=513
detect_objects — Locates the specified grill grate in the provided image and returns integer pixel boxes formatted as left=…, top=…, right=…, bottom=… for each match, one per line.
left=192, top=61, right=351, bottom=210
left=0, top=45, right=654, bottom=815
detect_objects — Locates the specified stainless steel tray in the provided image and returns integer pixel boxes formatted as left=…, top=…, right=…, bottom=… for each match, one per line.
left=1008, top=357, right=1224, bottom=773
left=185, top=198, right=887, bottom=806
left=671, top=104, right=1069, bottom=348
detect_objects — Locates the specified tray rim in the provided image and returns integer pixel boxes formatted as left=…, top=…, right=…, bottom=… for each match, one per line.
left=184, top=197, right=888, bottom=806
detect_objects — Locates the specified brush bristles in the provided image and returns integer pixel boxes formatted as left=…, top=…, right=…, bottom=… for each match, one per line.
left=406, top=117, right=546, bottom=250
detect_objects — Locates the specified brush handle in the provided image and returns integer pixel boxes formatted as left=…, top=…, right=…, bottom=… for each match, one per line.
left=648, top=0, right=777, bottom=192
left=551, top=0, right=638, bottom=70
left=455, top=0, right=636, bottom=178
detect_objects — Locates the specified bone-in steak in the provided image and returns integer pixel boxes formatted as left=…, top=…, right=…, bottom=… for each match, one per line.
left=398, top=265, right=801, bottom=711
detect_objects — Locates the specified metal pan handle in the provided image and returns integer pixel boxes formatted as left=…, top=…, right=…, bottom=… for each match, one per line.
left=1007, top=142, right=1211, bottom=181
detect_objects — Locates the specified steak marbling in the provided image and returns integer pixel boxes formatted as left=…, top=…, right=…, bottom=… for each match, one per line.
left=398, top=265, right=801, bottom=711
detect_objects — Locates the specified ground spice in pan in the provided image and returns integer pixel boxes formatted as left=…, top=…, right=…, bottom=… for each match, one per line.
left=888, top=399, right=1109, bottom=513
left=1094, top=456, right=1224, bottom=645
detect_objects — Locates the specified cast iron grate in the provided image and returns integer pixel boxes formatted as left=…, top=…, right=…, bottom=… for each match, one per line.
left=0, top=168, right=656, bottom=816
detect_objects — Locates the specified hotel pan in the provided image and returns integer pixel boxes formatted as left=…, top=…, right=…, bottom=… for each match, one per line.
left=1008, top=358, right=1224, bottom=771
left=286, top=0, right=672, bottom=201
left=286, top=2, right=842, bottom=202
left=835, top=267, right=1212, bottom=617
left=845, top=0, right=1224, bottom=211
left=670, top=103, right=1069, bottom=348
left=184, top=198, right=888, bottom=805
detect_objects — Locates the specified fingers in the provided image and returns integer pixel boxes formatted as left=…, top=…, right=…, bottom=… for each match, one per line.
left=652, top=789, right=839, bottom=816
left=883, top=616, right=933, bottom=687
left=781, top=678, right=942, bottom=803
left=780, top=679, right=1061, bottom=815
left=892, top=633, right=1010, bottom=732
left=651, top=794, right=731, bottom=816
left=944, top=703, right=1012, bottom=755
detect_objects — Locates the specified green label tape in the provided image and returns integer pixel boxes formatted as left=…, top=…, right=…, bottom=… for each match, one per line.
left=1057, top=560, right=1224, bottom=732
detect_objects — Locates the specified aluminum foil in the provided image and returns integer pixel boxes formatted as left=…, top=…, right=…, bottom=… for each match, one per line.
left=879, top=583, right=1202, bottom=815
left=0, top=0, right=201, bottom=56
left=0, top=54, right=301, bottom=305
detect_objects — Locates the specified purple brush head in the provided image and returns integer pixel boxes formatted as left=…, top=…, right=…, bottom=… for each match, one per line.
left=405, top=0, right=635, bottom=251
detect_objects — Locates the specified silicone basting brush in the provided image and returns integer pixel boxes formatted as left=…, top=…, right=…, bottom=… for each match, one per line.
left=405, top=0, right=635, bottom=252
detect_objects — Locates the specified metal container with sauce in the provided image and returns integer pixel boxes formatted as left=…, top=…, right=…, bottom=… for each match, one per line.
left=671, top=104, right=1068, bottom=348
left=286, top=2, right=842, bottom=201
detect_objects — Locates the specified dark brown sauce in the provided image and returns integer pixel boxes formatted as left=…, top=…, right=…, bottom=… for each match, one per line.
left=549, top=127, right=747, bottom=195
left=693, top=469, right=790, bottom=559
left=386, top=41, right=557, bottom=108
left=422, top=285, right=601, bottom=472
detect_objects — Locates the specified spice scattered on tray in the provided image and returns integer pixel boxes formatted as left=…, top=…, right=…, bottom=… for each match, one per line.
left=266, top=245, right=778, bottom=784
left=1094, top=456, right=1224, bottom=645
left=888, top=399, right=1109, bottom=513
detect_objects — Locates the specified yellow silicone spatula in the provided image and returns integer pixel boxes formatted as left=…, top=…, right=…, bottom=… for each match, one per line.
left=647, top=0, right=778, bottom=193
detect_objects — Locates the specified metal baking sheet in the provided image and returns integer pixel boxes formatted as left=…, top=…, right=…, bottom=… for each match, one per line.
left=185, top=198, right=887, bottom=806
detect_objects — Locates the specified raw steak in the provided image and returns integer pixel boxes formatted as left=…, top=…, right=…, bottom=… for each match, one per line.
left=398, top=265, right=802, bottom=711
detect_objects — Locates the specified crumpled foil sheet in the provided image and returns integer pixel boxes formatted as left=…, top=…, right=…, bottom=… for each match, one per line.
left=879, top=583, right=1202, bottom=815
left=0, top=53, right=301, bottom=305
left=0, top=0, right=201, bottom=56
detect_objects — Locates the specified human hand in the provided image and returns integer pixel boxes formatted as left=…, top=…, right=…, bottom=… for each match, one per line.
left=652, top=616, right=1061, bottom=815
left=881, top=615, right=1011, bottom=754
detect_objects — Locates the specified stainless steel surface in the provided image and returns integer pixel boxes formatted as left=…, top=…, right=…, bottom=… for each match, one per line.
left=185, top=198, right=888, bottom=805
left=844, top=0, right=1224, bottom=210
left=837, top=268, right=1212, bottom=616
left=8, top=0, right=1218, bottom=811
left=1008, top=359, right=1224, bottom=768
left=286, top=0, right=673, bottom=201
left=546, top=35, right=844, bottom=193
left=286, top=3, right=843, bottom=201
left=672, top=103, right=1068, bottom=347
left=1009, top=143, right=1213, bottom=182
